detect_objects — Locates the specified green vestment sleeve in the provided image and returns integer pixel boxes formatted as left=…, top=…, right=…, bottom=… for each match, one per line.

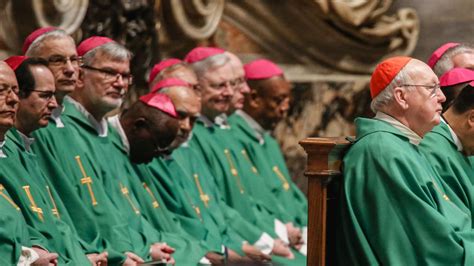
left=0, top=182, right=32, bottom=265
left=32, top=116, right=129, bottom=264
left=228, top=113, right=307, bottom=226
left=173, top=145, right=265, bottom=246
left=1, top=130, right=90, bottom=265
left=420, top=122, right=474, bottom=212
left=107, top=129, right=209, bottom=265
left=338, top=118, right=474, bottom=265
left=189, top=120, right=279, bottom=237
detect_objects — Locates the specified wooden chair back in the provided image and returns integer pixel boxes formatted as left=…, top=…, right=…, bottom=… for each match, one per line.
left=299, top=137, right=352, bottom=266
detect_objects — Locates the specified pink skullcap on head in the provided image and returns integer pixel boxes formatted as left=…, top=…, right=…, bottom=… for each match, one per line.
left=150, top=78, right=190, bottom=94
left=427, top=42, right=460, bottom=69
left=77, top=36, right=115, bottom=56
left=139, top=93, right=177, bottom=118
left=184, top=47, right=225, bottom=64
left=370, top=56, right=412, bottom=99
left=148, top=58, right=183, bottom=83
left=22, top=27, right=58, bottom=54
left=244, top=59, right=283, bottom=80
left=4, top=56, right=28, bottom=71
left=439, top=68, right=474, bottom=87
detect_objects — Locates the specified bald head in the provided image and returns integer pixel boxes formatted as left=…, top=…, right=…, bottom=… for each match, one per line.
left=0, top=62, right=19, bottom=138
left=120, top=100, right=179, bottom=163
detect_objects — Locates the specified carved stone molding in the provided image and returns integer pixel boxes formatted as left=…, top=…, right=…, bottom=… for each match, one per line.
left=0, top=0, right=88, bottom=54
left=223, top=0, right=419, bottom=73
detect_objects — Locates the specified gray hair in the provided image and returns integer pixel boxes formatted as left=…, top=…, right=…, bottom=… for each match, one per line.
left=25, top=29, right=74, bottom=56
left=82, top=41, right=132, bottom=65
left=433, top=43, right=474, bottom=76
left=370, top=66, right=413, bottom=113
left=155, top=62, right=189, bottom=81
left=191, top=53, right=230, bottom=78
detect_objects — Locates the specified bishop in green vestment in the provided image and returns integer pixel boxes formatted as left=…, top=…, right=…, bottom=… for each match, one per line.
left=338, top=56, right=474, bottom=265
left=420, top=83, right=474, bottom=209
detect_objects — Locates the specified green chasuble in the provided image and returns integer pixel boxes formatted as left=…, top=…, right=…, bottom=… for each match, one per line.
left=55, top=98, right=168, bottom=261
left=173, top=144, right=306, bottom=266
left=420, top=122, right=474, bottom=212
left=338, top=118, right=474, bottom=265
left=0, top=172, right=32, bottom=265
left=32, top=109, right=130, bottom=264
left=106, top=122, right=209, bottom=265
left=1, top=130, right=90, bottom=265
left=228, top=112, right=307, bottom=227
left=189, top=117, right=280, bottom=236
left=31, top=97, right=161, bottom=263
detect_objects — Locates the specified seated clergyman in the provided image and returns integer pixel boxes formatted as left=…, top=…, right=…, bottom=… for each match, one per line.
left=338, top=56, right=474, bottom=264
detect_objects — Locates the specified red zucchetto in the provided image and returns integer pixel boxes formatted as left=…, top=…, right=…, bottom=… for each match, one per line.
left=184, top=47, right=225, bottom=64
left=427, top=42, right=460, bottom=69
left=22, top=27, right=58, bottom=54
left=150, top=78, right=190, bottom=94
left=4, top=56, right=28, bottom=71
left=244, top=59, right=283, bottom=80
left=370, top=56, right=412, bottom=99
left=439, top=68, right=474, bottom=87
left=148, top=58, right=183, bottom=83
left=139, top=93, right=177, bottom=118
left=77, top=36, right=115, bottom=57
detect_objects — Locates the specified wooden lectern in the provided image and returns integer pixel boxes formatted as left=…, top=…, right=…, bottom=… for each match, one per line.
left=299, top=137, right=352, bottom=266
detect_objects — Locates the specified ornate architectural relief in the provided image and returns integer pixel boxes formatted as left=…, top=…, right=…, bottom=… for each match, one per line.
left=0, top=0, right=420, bottom=193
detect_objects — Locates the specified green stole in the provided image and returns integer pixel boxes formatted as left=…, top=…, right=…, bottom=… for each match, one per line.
left=228, top=113, right=307, bottom=226
left=420, top=122, right=474, bottom=212
left=337, top=118, right=474, bottom=265
left=107, top=127, right=209, bottom=265
left=1, top=129, right=90, bottom=264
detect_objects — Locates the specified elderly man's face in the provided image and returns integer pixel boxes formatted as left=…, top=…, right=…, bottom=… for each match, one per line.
left=452, top=52, right=474, bottom=70
left=167, top=87, right=201, bottom=150
left=0, top=63, right=19, bottom=132
left=33, top=37, right=79, bottom=95
left=405, top=60, right=446, bottom=136
left=165, top=66, right=202, bottom=98
left=17, top=65, right=57, bottom=132
left=80, top=51, right=130, bottom=112
left=199, top=63, right=234, bottom=118
left=253, top=77, right=291, bottom=130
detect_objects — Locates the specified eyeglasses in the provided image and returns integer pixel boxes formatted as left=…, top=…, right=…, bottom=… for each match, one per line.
left=31, top=89, right=55, bottom=101
left=401, top=83, right=440, bottom=98
left=47, top=55, right=82, bottom=67
left=207, top=78, right=242, bottom=91
left=0, top=83, right=19, bottom=97
left=81, top=65, right=133, bottom=85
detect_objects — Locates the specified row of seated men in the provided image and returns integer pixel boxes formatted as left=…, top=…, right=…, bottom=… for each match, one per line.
left=0, top=27, right=308, bottom=265
left=337, top=43, right=474, bottom=264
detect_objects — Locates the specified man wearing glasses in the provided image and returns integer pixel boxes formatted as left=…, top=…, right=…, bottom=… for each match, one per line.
left=2, top=56, right=104, bottom=265
left=338, top=56, right=474, bottom=264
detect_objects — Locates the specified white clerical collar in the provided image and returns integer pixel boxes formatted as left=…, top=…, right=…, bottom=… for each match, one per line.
left=375, top=111, right=422, bottom=146
left=65, top=96, right=108, bottom=137
left=199, top=113, right=230, bottom=129
left=0, top=138, right=6, bottom=158
left=51, top=105, right=64, bottom=128
left=441, top=118, right=463, bottom=152
left=17, top=130, right=35, bottom=152
left=235, top=110, right=266, bottom=144
left=107, top=114, right=130, bottom=154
